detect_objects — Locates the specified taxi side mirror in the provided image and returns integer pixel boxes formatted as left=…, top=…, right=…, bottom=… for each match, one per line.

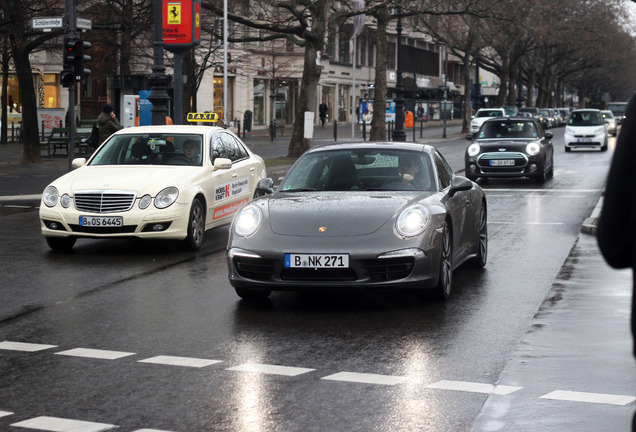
left=71, top=158, right=87, bottom=170
left=213, top=157, right=232, bottom=170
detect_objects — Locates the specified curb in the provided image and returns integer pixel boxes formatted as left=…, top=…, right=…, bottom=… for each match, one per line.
left=581, top=196, right=603, bottom=236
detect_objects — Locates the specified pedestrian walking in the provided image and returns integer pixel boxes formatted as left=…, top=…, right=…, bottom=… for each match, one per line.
left=597, top=92, right=636, bottom=432
left=319, top=100, right=328, bottom=127
left=97, top=104, right=123, bottom=146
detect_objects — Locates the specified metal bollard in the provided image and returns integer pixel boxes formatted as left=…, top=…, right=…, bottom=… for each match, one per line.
left=362, top=120, right=366, bottom=141
left=413, top=121, right=416, bottom=142
left=420, top=119, right=424, bottom=138
left=270, top=120, right=276, bottom=141
left=333, top=120, right=338, bottom=142
left=236, top=119, right=241, bottom=136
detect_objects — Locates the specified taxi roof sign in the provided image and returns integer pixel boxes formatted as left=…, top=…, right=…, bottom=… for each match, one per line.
left=187, top=112, right=218, bottom=122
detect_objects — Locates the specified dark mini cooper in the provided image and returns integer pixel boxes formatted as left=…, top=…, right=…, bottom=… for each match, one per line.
left=465, top=117, right=554, bottom=183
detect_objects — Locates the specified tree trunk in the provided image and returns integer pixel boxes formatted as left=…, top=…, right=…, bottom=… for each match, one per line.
left=12, top=42, right=41, bottom=163
left=370, top=7, right=389, bottom=142
left=461, top=54, right=472, bottom=134
left=287, top=0, right=329, bottom=157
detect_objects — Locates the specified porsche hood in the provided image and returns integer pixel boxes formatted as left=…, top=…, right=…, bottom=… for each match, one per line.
left=266, top=193, right=428, bottom=237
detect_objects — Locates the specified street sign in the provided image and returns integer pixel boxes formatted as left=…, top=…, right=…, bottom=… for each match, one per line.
left=32, top=17, right=63, bottom=30
left=32, top=17, right=91, bottom=31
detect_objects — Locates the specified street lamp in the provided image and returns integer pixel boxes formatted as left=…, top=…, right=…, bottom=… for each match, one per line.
left=392, top=0, right=406, bottom=142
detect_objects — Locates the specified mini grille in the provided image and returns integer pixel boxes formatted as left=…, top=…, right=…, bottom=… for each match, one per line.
left=74, top=190, right=136, bottom=213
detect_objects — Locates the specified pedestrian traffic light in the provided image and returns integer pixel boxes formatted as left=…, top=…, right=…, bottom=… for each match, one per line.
left=61, top=36, right=78, bottom=87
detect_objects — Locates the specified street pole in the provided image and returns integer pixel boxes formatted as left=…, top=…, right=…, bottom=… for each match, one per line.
left=148, top=0, right=172, bottom=125
left=223, top=0, right=228, bottom=125
left=64, top=0, right=76, bottom=171
left=443, top=47, right=448, bottom=139
left=392, top=0, right=406, bottom=142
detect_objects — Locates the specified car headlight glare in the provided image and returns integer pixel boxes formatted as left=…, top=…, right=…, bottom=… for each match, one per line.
left=155, top=187, right=179, bottom=209
left=139, top=194, right=152, bottom=209
left=42, top=186, right=59, bottom=207
left=396, top=205, right=430, bottom=238
left=60, top=194, right=72, bottom=208
left=467, top=143, right=481, bottom=157
left=526, top=142, right=540, bottom=156
left=234, top=204, right=263, bottom=237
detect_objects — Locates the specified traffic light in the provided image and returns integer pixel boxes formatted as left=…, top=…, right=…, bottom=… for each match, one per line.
left=74, top=39, right=91, bottom=80
left=61, top=37, right=91, bottom=87
left=61, top=36, right=77, bottom=87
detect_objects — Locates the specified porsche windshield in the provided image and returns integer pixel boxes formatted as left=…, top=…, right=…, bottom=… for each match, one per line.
left=279, top=149, right=436, bottom=192
left=478, top=121, right=539, bottom=139
left=89, top=134, right=204, bottom=166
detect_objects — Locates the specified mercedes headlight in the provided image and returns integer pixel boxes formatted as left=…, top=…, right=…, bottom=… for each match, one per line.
left=396, top=205, right=431, bottom=238
left=155, top=187, right=179, bottom=209
left=467, top=143, right=481, bottom=157
left=234, top=204, right=263, bottom=237
left=42, top=186, right=59, bottom=207
left=526, top=142, right=541, bottom=156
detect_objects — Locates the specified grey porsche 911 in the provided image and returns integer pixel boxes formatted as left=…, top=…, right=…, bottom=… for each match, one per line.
left=226, top=142, right=487, bottom=301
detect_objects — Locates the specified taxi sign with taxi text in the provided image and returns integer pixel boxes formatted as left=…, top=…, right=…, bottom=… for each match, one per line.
left=187, top=112, right=219, bottom=122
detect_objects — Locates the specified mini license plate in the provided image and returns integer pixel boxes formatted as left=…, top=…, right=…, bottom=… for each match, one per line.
left=285, top=253, right=349, bottom=268
left=490, top=159, right=515, bottom=166
left=79, top=216, right=123, bottom=227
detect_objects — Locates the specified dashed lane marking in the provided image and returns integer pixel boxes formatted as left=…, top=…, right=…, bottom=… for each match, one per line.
left=226, top=363, right=315, bottom=376
left=540, top=390, right=636, bottom=406
left=138, top=355, right=223, bottom=368
left=0, top=410, right=13, bottom=418
left=321, top=371, right=408, bottom=386
left=0, top=341, right=57, bottom=352
left=426, top=380, right=523, bottom=395
left=11, top=415, right=117, bottom=431
left=54, top=348, right=135, bottom=360
left=133, top=429, right=176, bottom=432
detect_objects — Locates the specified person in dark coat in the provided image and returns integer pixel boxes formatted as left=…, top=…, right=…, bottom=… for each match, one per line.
left=597, top=92, right=636, bottom=431
left=319, top=100, right=328, bottom=127
left=97, top=104, right=123, bottom=145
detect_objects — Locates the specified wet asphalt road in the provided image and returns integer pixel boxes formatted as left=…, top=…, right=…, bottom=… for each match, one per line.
left=0, top=128, right=633, bottom=431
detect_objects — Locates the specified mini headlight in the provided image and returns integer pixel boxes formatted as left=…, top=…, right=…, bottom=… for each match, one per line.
left=154, top=187, right=179, bottom=209
left=139, top=194, right=152, bottom=209
left=396, top=205, right=430, bottom=238
left=42, top=186, right=59, bottom=207
left=234, top=204, right=263, bottom=237
left=526, top=142, right=541, bottom=156
left=467, top=143, right=481, bottom=157
left=60, top=194, right=72, bottom=208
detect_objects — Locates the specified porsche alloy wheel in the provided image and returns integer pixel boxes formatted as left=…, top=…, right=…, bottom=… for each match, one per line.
left=434, top=224, right=453, bottom=300
left=184, top=198, right=205, bottom=251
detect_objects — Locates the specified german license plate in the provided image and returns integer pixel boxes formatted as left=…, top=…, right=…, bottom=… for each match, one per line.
left=577, top=138, right=592, bottom=142
left=284, top=253, right=349, bottom=268
left=79, top=216, right=123, bottom=227
left=490, top=159, right=515, bottom=166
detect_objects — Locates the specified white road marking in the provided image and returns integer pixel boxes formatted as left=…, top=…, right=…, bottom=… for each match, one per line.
left=540, top=390, right=636, bottom=406
left=489, top=221, right=563, bottom=226
left=226, top=363, right=314, bottom=376
left=4, top=205, right=32, bottom=209
left=0, top=341, right=57, bottom=352
left=425, top=380, right=523, bottom=395
left=0, top=410, right=13, bottom=418
left=321, top=372, right=408, bottom=386
left=485, top=188, right=601, bottom=193
left=133, top=429, right=177, bottom=432
left=11, top=416, right=117, bottom=431
left=138, top=355, right=222, bottom=368
left=55, top=348, right=135, bottom=360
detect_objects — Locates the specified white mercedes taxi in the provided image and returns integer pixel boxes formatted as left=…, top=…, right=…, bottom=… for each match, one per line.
left=39, top=123, right=266, bottom=251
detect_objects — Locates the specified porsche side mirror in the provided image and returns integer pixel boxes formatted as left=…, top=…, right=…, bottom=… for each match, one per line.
left=254, top=178, right=274, bottom=197
left=449, top=176, right=473, bottom=197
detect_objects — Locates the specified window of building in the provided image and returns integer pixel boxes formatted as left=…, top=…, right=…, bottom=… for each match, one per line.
left=338, top=28, right=352, bottom=63
left=388, top=42, right=396, bottom=70
left=367, top=38, right=374, bottom=67
left=43, top=74, right=59, bottom=108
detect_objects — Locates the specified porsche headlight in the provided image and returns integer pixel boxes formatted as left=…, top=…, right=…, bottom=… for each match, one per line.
left=42, top=186, right=59, bottom=207
left=396, top=205, right=430, bottom=238
left=526, top=142, right=541, bottom=156
left=467, top=143, right=481, bottom=157
left=155, top=187, right=179, bottom=209
left=234, top=204, right=263, bottom=237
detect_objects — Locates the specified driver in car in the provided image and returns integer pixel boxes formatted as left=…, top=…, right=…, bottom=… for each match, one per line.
left=398, top=154, right=421, bottom=188
left=183, top=139, right=202, bottom=165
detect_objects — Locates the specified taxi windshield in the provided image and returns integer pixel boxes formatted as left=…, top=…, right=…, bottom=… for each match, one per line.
left=89, top=134, right=204, bottom=166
